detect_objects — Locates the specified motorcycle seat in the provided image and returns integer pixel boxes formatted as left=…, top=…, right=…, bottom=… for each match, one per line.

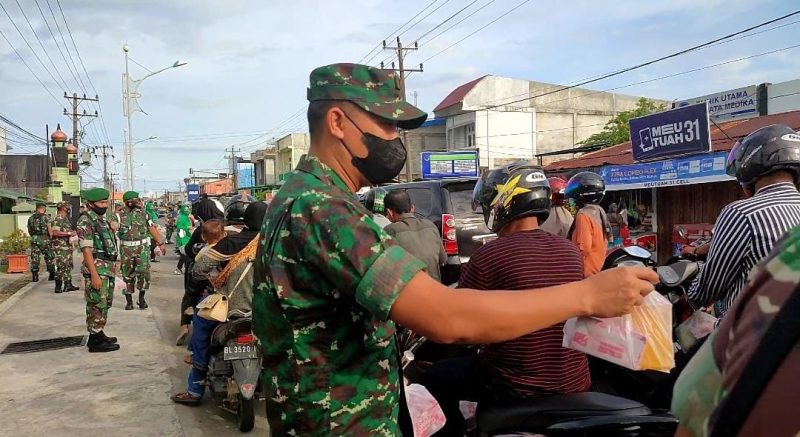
left=476, top=392, right=652, bottom=435
left=657, top=261, right=700, bottom=287
left=210, top=317, right=253, bottom=347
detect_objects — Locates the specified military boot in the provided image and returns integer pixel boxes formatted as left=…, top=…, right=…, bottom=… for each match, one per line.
left=64, top=280, right=80, bottom=292
left=87, top=332, right=120, bottom=353
left=47, top=270, right=55, bottom=281
left=125, top=293, right=134, bottom=310
left=31, top=271, right=39, bottom=282
left=138, top=290, right=148, bottom=309
left=54, top=280, right=63, bottom=294
left=98, top=330, right=118, bottom=344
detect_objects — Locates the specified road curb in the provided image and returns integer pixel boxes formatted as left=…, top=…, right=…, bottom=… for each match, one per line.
left=0, top=281, right=37, bottom=318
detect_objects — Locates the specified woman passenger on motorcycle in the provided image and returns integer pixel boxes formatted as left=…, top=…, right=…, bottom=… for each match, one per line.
left=566, top=171, right=613, bottom=277
left=420, top=162, right=591, bottom=436
left=171, top=200, right=267, bottom=406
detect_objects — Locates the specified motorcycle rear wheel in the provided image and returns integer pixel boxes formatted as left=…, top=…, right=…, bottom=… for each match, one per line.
left=237, top=394, right=255, bottom=433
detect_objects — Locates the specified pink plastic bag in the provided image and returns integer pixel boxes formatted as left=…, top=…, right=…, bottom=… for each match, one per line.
left=405, top=383, right=446, bottom=437
left=68, top=235, right=79, bottom=245
left=154, top=246, right=163, bottom=257
left=114, top=277, right=127, bottom=294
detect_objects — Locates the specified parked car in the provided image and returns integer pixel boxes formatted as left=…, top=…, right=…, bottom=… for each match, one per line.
left=363, top=178, right=493, bottom=285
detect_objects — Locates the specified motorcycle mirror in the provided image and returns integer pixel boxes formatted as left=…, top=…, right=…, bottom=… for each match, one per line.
left=677, top=227, right=687, bottom=239
left=403, top=350, right=415, bottom=363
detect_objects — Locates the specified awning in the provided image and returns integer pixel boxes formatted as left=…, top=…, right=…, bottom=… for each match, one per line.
left=599, top=151, right=735, bottom=191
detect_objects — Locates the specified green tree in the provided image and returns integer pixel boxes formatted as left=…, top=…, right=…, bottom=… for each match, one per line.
left=580, top=98, right=666, bottom=148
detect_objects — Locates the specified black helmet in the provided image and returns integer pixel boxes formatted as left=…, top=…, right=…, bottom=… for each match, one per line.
left=565, top=171, right=605, bottom=205
left=473, top=161, right=551, bottom=233
left=225, top=194, right=256, bottom=224
left=726, top=124, right=800, bottom=187
left=362, top=187, right=388, bottom=214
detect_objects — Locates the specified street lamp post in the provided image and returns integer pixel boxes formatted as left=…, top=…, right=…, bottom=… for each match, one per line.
left=123, top=44, right=186, bottom=191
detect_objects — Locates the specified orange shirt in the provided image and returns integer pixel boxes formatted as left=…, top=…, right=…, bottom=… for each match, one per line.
left=571, top=212, right=606, bottom=277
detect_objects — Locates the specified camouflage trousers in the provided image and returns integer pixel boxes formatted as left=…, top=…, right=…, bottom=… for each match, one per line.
left=166, top=226, right=175, bottom=242
left=120, top=244, right=150, bottom=293
left=30, top=236, right=55, bottom=273
left=85, top=274, right=113, bottom=334
left=52, top=241, right=74, bottom=283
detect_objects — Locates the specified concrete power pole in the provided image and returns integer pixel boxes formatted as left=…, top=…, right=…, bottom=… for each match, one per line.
left=225, top=145, right=242, bottom=193
left=63, top=92, right=98, bottom=150
left=381, top=37, right=423, bottom=182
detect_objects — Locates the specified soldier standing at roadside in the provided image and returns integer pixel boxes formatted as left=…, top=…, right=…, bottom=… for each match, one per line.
left=76, top=187, right=119, bottom=353
left=118, top=191, right=164, bottom=310
left=50, top=202, right=80, bottom=293
left=27, top=202, right=55, bottom=282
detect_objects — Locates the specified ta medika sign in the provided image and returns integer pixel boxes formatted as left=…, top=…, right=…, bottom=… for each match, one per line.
left=629, top=102, right=711, bottom=162
left=676, top=85, right=758, bottom=121
left=421, top=151, right=479, bottom=179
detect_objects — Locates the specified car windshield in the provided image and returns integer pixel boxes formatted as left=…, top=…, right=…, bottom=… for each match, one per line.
left=447, top=183, right=481, bottom=216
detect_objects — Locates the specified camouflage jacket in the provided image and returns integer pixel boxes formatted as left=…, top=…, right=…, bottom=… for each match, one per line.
left=117, top=208, right=153, bottom=242
left=253, top=154, right=425, bottom=436
left=672, top=225, right=800, bottom=436
left=76, top=209, right=118, bottom=277
left=27, top=213, right=49, bottom=237
left=50, top=215, right=74, bottom=247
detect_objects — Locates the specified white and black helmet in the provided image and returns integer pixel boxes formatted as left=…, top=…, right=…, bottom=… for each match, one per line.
left=726, top=124, right=800, bottom=187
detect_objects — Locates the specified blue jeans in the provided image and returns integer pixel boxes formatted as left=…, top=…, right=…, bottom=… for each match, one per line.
left=187, top=308, right=219, bottom=397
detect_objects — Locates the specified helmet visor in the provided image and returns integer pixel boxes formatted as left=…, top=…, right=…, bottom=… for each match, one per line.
left=726, top=140, right=742, bottom=177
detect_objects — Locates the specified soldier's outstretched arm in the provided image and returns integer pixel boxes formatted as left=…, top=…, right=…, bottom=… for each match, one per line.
left=389, top=267, right=658, bottom=345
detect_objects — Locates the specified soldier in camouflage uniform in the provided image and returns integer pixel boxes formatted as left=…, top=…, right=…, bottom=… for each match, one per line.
left=27, top=202, right=55, bottom=282
left=252, top=63, right=658, bottom=435
left=50, top=202, right=80, bottom=293
left=118, top=191, right=165, bottom=310
left=76, top=187, right=120, bottom=353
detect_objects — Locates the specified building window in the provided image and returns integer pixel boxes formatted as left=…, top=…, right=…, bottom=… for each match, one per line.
left=466, top=123, right=475, bottom=148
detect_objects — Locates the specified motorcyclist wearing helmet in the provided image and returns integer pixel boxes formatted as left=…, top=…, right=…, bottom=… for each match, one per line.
left=540, top=176, right=574, bottom=237
left=420, top=162, right=591, bottom=436
left=223, top=193, right=257, bottom=233
left=361, top=187, right=392, bottom=228
left=687, top=124, right=800, bottom=317
left=565, top=171, right=613, bottom=277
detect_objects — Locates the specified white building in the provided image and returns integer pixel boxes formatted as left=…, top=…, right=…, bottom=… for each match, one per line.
left=433, top=75, right=662, bottom=168
left=275, top=133, right=310, bottom=181
left=250, top=147, right=277, bottom=186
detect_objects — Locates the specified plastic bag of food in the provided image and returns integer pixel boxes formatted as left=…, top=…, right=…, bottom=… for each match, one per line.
left=675, top=310, right=717, bottom=350
left=405, top=383, right=446, bottom=437
left=114, top=277, right=127, bottom=295
left=563, top=291, right=674, bottom=372
left=68, top=235, right=79, bottom=245
left=154, top=245, right=163, bottom=257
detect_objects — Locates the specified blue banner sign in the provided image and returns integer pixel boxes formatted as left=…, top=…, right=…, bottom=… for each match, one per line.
left=600, top=151, right=734, bottom=191
left=186, top=184, right=200, bottom=203
left=421, top=151, right=479, bottom=179
left=237, top=163, right=255, bottom=189
left=629, top=102, right=711, bottom=162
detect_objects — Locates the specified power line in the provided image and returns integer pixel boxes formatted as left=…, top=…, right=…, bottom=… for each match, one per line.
left=46, top=0, right=85, bottom=92
left=360, top=0, right=442, bottom=64
left=32, top=0, right=83, bottom=94
left=482, top=9, right=800, bottom=110
left=413, top=0, right=481, bottom=44
left=418, top=0, right=497, bottom=48
left=14, top=0, right=71, bottom=91
left=422, top=0, right=531, bottom=63
left=0, top=28, right=61, bottom=105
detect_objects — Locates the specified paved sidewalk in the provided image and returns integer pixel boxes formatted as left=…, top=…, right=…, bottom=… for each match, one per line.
left=0, top=267, right=184, bottom=437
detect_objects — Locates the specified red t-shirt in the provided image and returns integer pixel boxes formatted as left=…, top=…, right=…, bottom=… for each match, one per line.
left=459, top=229, right=591, bottom=398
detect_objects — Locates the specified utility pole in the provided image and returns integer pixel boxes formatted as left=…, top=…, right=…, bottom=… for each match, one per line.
left=412, top=91, right=418, bottom=107
left=63, top=92, right=98, bottom=150
left=88, top=145, right=114, bottom=192
left=381, top=37, right=423, bottom=182
left=225, top=145, right=242, bottom=192
left=109, top=172, right=119, bottom=196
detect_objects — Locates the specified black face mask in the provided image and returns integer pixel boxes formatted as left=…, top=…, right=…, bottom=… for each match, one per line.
left=90, top=204, right=108, bottom=216
left=340, top=112, right=406, bottom=186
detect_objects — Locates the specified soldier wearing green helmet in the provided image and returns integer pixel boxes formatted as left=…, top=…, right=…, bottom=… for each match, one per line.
left=76, top=187, right=119, bottom=353
left=252, top=63, right=658, bottom=435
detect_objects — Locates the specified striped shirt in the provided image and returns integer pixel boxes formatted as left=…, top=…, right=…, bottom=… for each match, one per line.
left=459, top=229, right=591, bottom=399
left=687, top=182, right=800, bottom=317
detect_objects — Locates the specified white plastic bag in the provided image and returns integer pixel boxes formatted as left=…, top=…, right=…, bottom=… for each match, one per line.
left=114, top=277, right=127, bottom=295
left=68, top=235, right=79, bottom=245
left=675, top=310, right=717, bottom=350
left=405, top=383, right=446, bottom=437
left=154, top=245, right=163, bottom=257
left=563, top=292, right=675, bottom=372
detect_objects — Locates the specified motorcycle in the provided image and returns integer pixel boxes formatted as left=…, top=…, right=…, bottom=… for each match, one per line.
left=205, top=315, right=261, bottom=433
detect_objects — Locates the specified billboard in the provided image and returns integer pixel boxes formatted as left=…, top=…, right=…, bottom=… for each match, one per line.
left=421, top=151, right=479, bottom=179
left=600, top=151, right=733, bottom=191
left=767, top=79, right=800, bottom=115
left=237, top=162, right=255, bottom=189
left=629, top=102, right=711, bottom=162
left=675, top=85, right=758, bottom=121
left=186, top=184, right=200, bottom=203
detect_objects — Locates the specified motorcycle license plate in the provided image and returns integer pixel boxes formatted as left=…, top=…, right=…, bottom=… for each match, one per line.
left=223, top=344, right=257, bottom=360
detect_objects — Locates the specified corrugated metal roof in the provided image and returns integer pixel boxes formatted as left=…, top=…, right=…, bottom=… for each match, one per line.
left=545, top=110, right=800, bottom=172
left=433, top=76, right=488, bottom=112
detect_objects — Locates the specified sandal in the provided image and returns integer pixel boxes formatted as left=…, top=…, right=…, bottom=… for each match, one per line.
left=176, top=329, right=189, bottom=346
left=171, top=392, right=202, bottom=406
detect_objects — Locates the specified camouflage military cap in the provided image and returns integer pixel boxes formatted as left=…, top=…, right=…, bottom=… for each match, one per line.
left=56, top=201, right=70, bottom=210
left=35, top=201, right=46, bottom=208
left=84, top=187, right=109, bottom=202
left=123, top=191, right=140, bottom=202
left=307, top=63, right=428, bottom=129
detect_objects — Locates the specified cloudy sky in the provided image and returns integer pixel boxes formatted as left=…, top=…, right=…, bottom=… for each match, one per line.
left=1, top=0, right=799, bottom=193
